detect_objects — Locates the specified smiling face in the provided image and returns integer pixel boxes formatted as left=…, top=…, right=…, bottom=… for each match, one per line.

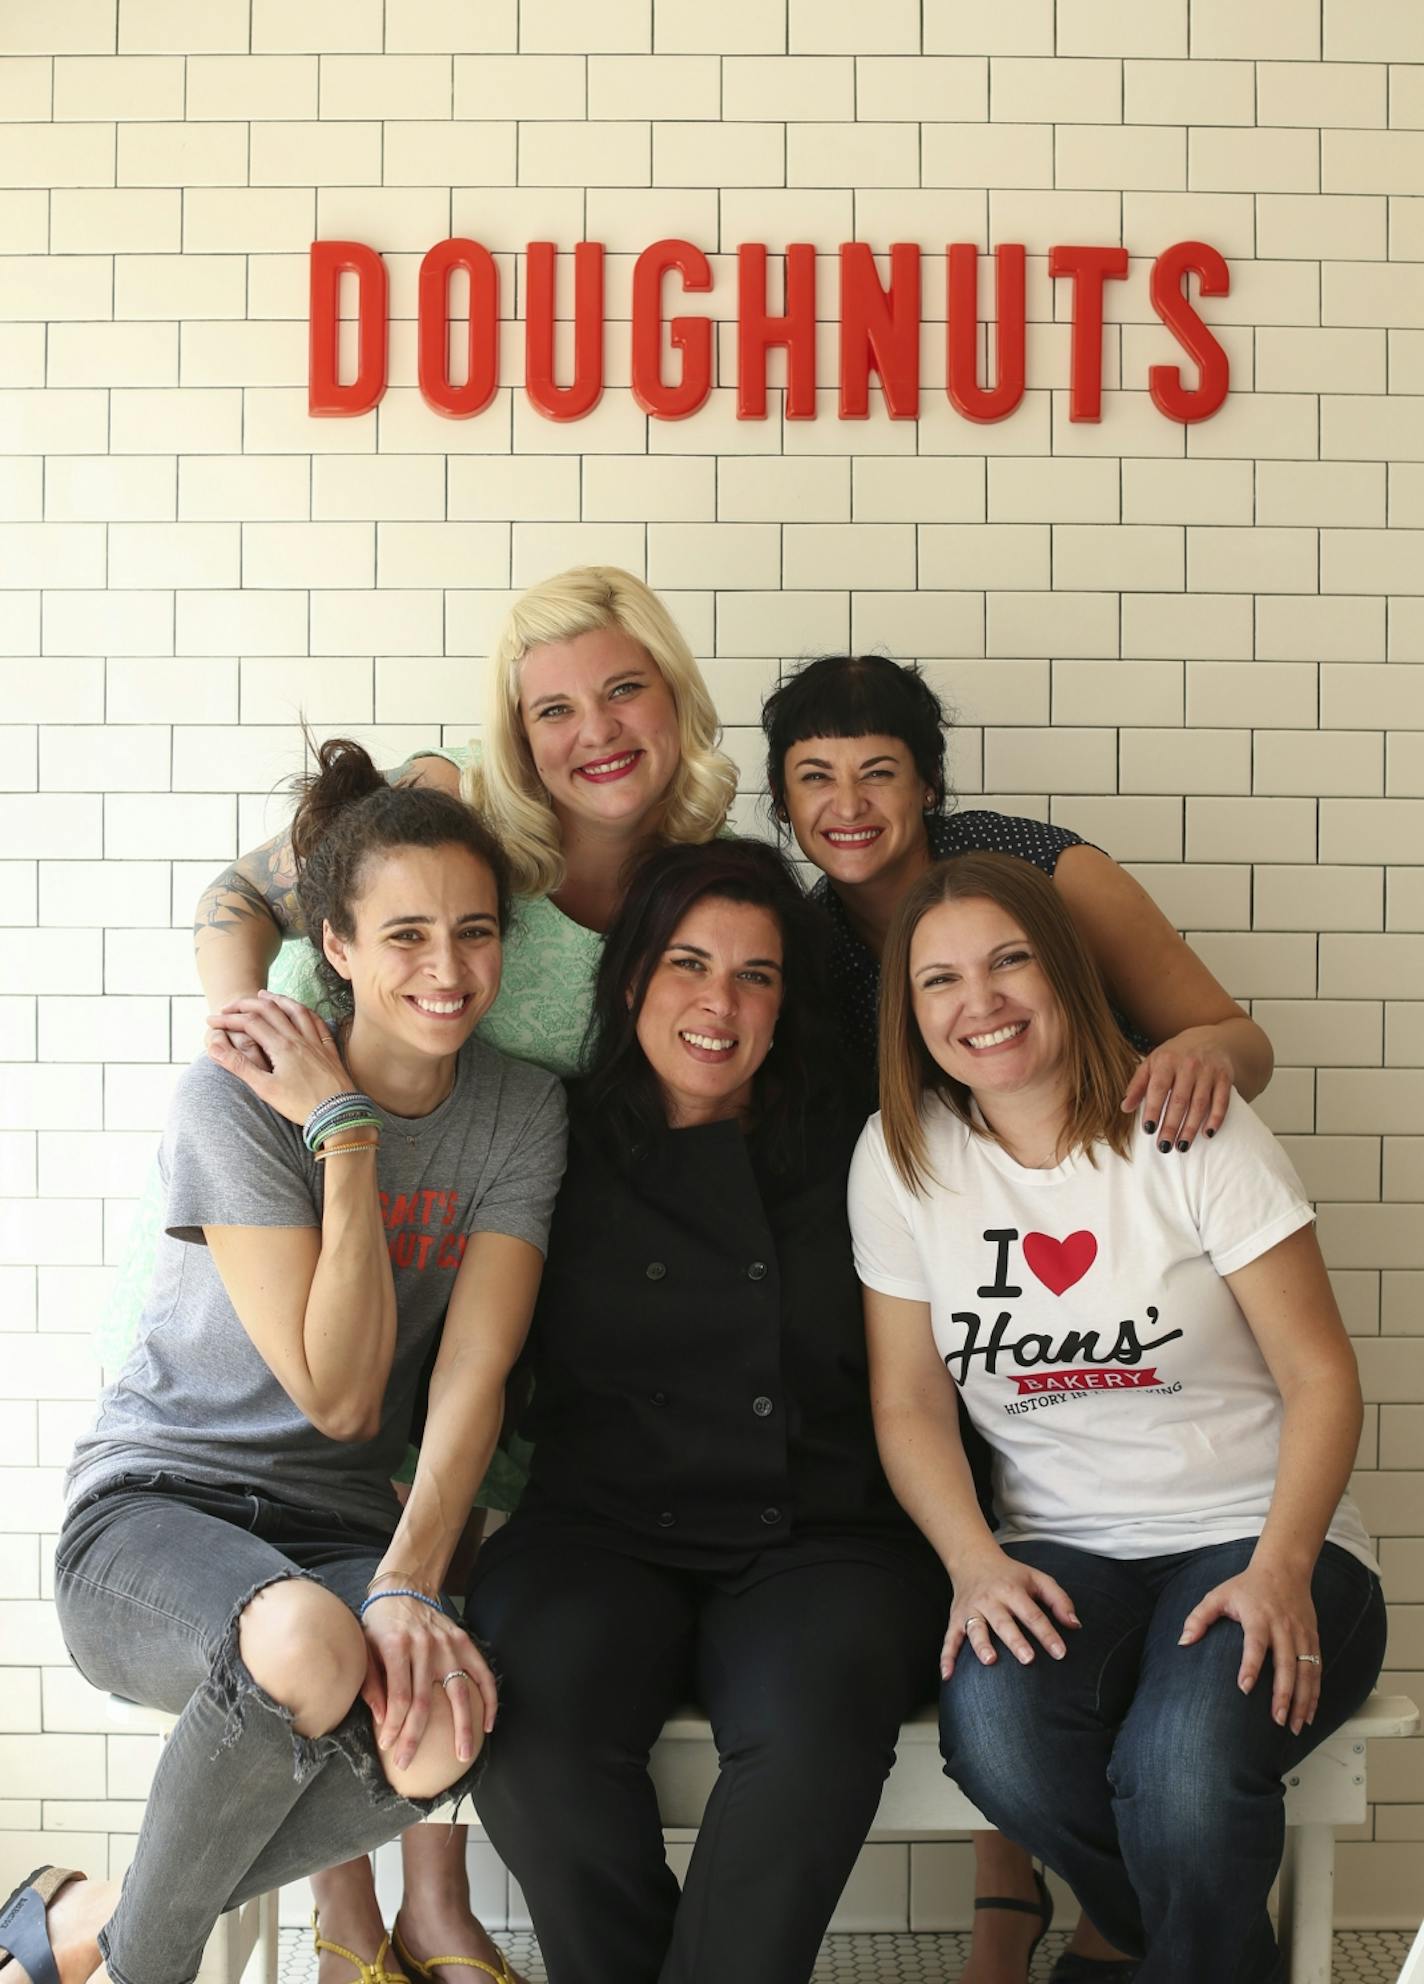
left=779, top=732, right=934, bottom=890
left=633, top=896, right=785, bottom=1130
left=323, top=842, right=502, bottom=1062
left=909, top=896, right=1066, bottom=1106
left=518, top=624, right=681, bottom=839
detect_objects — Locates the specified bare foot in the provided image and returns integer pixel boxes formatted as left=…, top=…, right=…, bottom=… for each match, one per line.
left=958, top=1911, right=1046, bottom=1984
left=310, top=1861, right=406, bottom=1984
left=314, top=1914, right=407, bottom=1984
left=958, top=1866, right=1047, bottom=1984
left=0, top=1875, right=121, bottom=1984
left=394, top=1905, right=527, bottom=1984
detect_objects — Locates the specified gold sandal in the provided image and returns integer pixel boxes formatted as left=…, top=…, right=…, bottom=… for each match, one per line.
left=392, top=1918, right=516, bottom=1984
left=311, top=1910, right=407, bottom=1984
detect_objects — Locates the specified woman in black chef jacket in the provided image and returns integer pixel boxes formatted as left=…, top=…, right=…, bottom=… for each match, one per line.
left=467, top=837, right=945, bottom=1984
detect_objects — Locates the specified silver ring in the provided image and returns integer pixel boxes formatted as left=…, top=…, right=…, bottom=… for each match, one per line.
left=964, top=1616, right=983, bottom=1630
left=1295, top=1653, right=1322, bottom=1666
left=437, top=1669, right=469, bottom=1689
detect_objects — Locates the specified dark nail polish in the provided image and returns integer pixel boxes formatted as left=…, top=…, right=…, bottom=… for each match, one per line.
left=1177, top=1140, right=1190, bottom=1152
left=1158, top=1140, right=1171, bottom=1153
left=1143, top=1119, right=1157, bottom=1135
left=1205, top=1127, right=1216, bottom=1138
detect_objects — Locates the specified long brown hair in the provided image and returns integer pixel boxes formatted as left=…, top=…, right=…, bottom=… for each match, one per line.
left=878, top=853, right=1140, bottom=1193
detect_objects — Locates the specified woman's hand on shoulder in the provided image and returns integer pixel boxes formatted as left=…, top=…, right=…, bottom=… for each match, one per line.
left=1053, top=846, right=1272, bottom=1129
left=205, top=990, right=351, bottom=1127
left=1177, top=1560, right=1321, bottom=1736
left=360, top=1591, right=496, bottom=1770
left=206, top=997, right=271, bottom=1072
left=942, top=1545, right=1080, bottom=1681
left=1121, top=1026, right=1235, bottom=1154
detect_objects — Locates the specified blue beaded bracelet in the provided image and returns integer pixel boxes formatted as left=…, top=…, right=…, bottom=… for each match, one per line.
left=358, top=1588, right=445, bottom=1620
left=304, top=1092, right=377, bottom=1153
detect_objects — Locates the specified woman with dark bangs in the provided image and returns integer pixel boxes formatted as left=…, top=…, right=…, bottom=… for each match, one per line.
left=763, top=654, right=1273, bottom=1147
left=466, top=838, right=947, bottom=1984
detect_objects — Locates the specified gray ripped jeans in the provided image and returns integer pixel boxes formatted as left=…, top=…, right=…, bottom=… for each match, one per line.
left=55, top=1472, right=479, bottom=1984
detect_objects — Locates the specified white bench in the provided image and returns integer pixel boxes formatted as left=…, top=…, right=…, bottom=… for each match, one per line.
left=112, top=1689, right=1418, bottom=1984
left=643, top=1693, right=1420, bottom=1984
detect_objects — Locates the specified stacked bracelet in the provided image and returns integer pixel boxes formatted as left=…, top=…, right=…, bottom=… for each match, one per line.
left=314, top=1135, right=380, bottom=1162
left=304, top=1092, right=381, bottom=1153
left=313, top=1118, right=381, bottom=1147
left=358, top=1588, right=446, bottom=1620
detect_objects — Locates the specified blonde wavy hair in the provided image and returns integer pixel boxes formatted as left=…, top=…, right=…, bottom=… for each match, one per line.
left=465, top=567, right=739, bottom=898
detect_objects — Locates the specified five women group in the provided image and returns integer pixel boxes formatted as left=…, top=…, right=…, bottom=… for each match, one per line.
left=0, top=568, right=1386, bottom=1984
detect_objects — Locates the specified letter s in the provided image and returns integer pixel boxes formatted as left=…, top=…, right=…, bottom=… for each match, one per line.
left=1149, top=240, right=1230, bottom=424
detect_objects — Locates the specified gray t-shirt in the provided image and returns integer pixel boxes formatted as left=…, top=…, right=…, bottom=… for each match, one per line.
left=67, top=1039, right=568, bottom=1534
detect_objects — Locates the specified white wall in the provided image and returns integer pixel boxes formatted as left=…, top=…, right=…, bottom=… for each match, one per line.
left=1, top=0, right=1421, bottom=1931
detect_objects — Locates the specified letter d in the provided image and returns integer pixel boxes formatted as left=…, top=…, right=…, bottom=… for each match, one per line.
left=309, top=240, right=388, bottom=417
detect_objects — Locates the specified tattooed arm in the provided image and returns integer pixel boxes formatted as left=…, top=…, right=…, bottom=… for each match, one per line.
left=194, top=830, right=303, bottom=1060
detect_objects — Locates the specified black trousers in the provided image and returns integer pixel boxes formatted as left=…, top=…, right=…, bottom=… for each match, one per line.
left=467, top=1529, right=945, bottom=1984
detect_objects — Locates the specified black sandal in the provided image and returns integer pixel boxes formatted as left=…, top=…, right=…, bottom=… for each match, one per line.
left=0, top=1866, right=86, bottom=1984
left=974, top=1863, right=1054, bottom=1976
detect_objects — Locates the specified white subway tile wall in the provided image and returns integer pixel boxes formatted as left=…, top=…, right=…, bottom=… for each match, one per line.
left=0, top=0, right=1421, bottom=1934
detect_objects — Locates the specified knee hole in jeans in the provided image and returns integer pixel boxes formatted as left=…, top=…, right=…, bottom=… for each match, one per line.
left=237, top=1578, right=366, bottom=1738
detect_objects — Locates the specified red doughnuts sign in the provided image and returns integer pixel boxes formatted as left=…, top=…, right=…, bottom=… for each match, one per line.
left=308, top=236, right=1230, bottom=427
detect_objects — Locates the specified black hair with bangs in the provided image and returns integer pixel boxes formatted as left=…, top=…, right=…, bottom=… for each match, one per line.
left=761, top=653, right=951, bottom=817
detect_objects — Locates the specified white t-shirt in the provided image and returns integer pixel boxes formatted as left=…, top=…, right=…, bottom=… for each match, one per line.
left=849, top=1091, right=1377, bottom=1571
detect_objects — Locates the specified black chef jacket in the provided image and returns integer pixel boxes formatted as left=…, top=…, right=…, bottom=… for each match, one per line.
left=494, top=1094, right=930, bottom=1582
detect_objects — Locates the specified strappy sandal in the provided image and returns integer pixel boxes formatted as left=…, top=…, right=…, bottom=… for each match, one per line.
left=392, top=1918, right=517, bottom=1984
left=0, top=1867, right=86, bottom=1984
left=974, top=1863, right=1054, bottom=1979
left=311, top=1911, right=407, bottom=1984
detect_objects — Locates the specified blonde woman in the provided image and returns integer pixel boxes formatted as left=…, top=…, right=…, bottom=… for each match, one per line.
left=104, top=569, right=737, bottom=1984
left=197, top=566, right=738, bottom=1080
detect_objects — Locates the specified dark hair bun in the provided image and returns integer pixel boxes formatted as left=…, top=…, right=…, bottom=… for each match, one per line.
left=291, top=737, right=386, bottom=866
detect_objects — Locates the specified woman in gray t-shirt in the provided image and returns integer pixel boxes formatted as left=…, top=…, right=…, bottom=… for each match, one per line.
left=30, top=746, right=567, bottom=1984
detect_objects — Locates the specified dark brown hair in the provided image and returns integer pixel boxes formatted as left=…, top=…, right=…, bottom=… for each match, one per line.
left=580, top=837, right=833, bottom=1169
left=291, top=738, right=511, bottom=1014
left=877, top=852, right=1140, bottom=1193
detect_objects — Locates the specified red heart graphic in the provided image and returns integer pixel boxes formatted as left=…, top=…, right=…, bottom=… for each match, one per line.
left=1022, top=1230, right=1097, bottom=1296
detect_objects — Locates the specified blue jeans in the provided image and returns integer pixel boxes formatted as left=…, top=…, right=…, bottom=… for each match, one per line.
left=938, top=1537, right=1387, bottom=1984
left=54, top=1473, right=483, bottom=1984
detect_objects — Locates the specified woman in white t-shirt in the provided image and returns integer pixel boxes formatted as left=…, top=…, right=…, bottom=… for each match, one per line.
left=849, top=852, right=1386, bottom=1984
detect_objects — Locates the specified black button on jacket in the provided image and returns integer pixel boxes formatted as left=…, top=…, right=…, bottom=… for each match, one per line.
left=513, top=1100, right=912, bottom=1568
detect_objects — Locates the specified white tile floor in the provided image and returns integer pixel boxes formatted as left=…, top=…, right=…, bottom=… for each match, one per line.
left=282, top=1926, right=1417, bottom=1982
